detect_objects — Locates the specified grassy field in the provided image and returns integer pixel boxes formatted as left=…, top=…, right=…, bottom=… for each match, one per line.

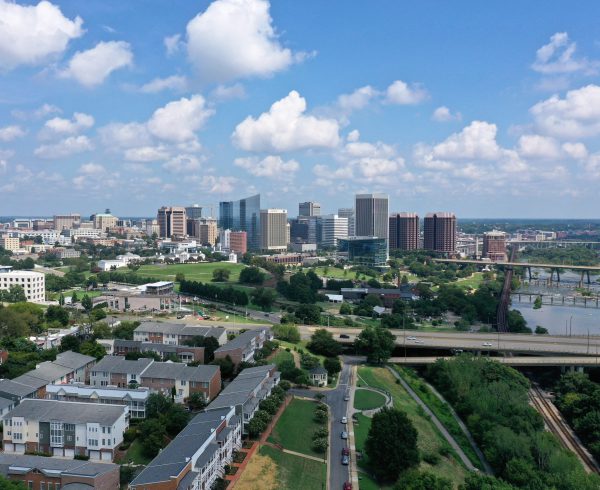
left=48, top=289, right=104, bottom=301
left=357, top=366, right=467, bottom=487
left=270, top=349, right=294, bottom=369
left=353, top=389, right=387, bottom=411
left=117, top=439, right=152, bottom=465
left=137, top=262, right=246, bottom=283
left=259, top=445, right=326, bottom=490
left=455, top=272, right=485, bottom=290
left=268, top=398, right=325, bottom=457
left=391, top=366, right=482, bottom=470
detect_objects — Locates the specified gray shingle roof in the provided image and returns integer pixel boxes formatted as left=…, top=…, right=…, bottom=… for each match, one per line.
left=131, top=407, right=233, bottom=486
left=0, top=453, right=117, bottom=477
left=27, top=362, right=72, bottom=382
left=141, top=363, right=218, bottom=382
left=6, top=399, right=127, bottom=425
left=214, top=328, right=270, bottom=353
left=0, top=379, right=39, bottom=398
left=54, top=350, right=95, bottom=370
left=92, top=356, right=153, bottom=375
left=134, top=322, right=226, bottom=338
left=207, top=364, right=276, bottom=411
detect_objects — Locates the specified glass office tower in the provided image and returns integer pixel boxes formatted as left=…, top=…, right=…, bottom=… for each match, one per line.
left=218, top=194, right=261, bottom=250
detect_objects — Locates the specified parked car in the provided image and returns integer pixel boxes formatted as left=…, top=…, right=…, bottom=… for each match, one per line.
left=482, top=342, right=492, bottom=347
left=342, top=455, right=349, bottom=465
left=341, top=431, right=348, bottom=439
left=406, top=336, right=416, bottom=341
left=343, top=482, right=353, bottom=490
left=342, top=447, right=350, bottom=456
left=344, top=393, right=350, bottom=401
left=341, top=416, right=347, bottom=424
left=339, top=334, right=350, bottom=339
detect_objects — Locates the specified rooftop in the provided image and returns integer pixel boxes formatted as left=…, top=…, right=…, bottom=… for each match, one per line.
left=6, top=399, right=127, bottom=425
left=92, top=356, right=153, bottom=375
left=0, top=453, right=117, bottom=478
left=142, top=363, right=218, bottom=382
left=45, top=383, right=150, bottom=401
left=214, top=328, right=270, bottom=353
left=207, top=364, right=276, bottom=411
left=53, top=350, right=96, bottom=370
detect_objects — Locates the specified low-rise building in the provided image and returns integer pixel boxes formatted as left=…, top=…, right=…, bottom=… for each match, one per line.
left=309, top=366, right=328, bottom=387
left=3, top=399, right=129, bottom=461
left=0, top=453, right=119, bottom=489
left=97, top=290, right=178, bottom=312
left=46, top=383, right=150, bottom=419
left=0, top=236, right=20, bottom=252
left=90, top=357, right=154, bottom=388
left=213, top=327, right=272, bottom=366
left=129, top=407, right=241, bottom=490
left=109, top=339, right=205, bottom=363
left=340, top=286, right=415, bottom=307
left=206, top=364, right=280, bottom=433
left=0, top=267, right=45, bottom=303
left=133, top=322, right=227, bottom=346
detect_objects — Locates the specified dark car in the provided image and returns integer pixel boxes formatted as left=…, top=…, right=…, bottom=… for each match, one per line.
left=343, top=483, right=353, bottom=490
left=339, top=334, right=350, bottom=339
left=342, top=455, right=349, bottom=465
left=342, top=447, right=350, bottom=456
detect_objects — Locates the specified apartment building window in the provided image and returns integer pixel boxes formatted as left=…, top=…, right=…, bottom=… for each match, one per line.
left=27, top=482, right=33, bottom=489
left=50, top=421, right=63, bottom=447
left=41, top=483, right=45, bottom=490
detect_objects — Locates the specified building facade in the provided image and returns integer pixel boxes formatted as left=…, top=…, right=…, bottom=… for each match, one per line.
left=338, top=208, right=356, bottom=237
left=389, top=212, right=420, bottom=251
left=260, top=209, right=288, bottom=251
left=133, top=323, right=227, bottom=346
left=3, top=399, right=128, bottom=461
left=214, top=328, right=273, bottom=366
left=299, top=201, right=321, bottom=217
left=53, top=214, right=80, bottom=231
left=0, top=236, right=19, bottom=252
left=424, top=212, right=457, bottom=254
left=483, top=230, right=507, bottom=261
left=157, top=206, right=187, bottom=238
left=319, top=214, right=348, bottom=248
left=338, top=237, right=388, bottom=269
left=229, top=231, right=247, bottom=255
left=0, top=268, right=45, bottom=303
left=219, top=194, right=261, bottom=250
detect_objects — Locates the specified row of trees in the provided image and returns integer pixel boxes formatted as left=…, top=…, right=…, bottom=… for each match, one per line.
left=277, top=270, right=323, bottom=304
left=247, top=384, right=289, bottom=437
left=179, top=279, right=249, bottom=306
left=427, top=357, right=600, bottom=489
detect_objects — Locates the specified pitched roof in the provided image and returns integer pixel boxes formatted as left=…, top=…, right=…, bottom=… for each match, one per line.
left=141, top=362, right=218, bottom=382
left=54, top=350, right=95, bottom=370
left=92, top=356, right=153, bottom=375
left=214, top=328, right=270, bottom=353
left=6, top=399, right=127, bottom=425
left=0, top=453, right=117, bottom=478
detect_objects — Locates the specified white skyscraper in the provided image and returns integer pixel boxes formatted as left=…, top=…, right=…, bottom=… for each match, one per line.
left=260, top=209, right=288, bottom=251
left=320, top=215, right=348, bottom=248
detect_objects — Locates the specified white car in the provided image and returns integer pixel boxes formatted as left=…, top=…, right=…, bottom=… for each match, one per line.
left=415, top=339, right=425, bottom=344
left=341, top=416, right=348, bottom=424
left=482, top=342, right=492, bottom=347
left=406, top=336, right=416, bottom=341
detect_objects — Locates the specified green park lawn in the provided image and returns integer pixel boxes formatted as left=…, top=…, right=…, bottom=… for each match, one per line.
left=456, top=272, right=485, bottom=290
left=357, top=367, right=467, bottom=487
left=353, top=389, right=387, bottom=411
left=271, top=348, right=294, bottom=369
left=259, top=445, right=326, bottom=490
left=268, top=398, right=326, bottom=457
left=116, top=439, right=152, bottom=465
left=137, top=262, right=246, bottom=283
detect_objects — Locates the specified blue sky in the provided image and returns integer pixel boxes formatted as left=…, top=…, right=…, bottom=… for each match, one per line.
left=2, top=0, right=600, bottom=218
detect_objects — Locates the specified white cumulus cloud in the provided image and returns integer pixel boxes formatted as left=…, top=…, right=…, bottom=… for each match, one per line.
left=60, top=41, right=133, bottom=87
left=140, top=75, right=188, bottom=94
left=0, top=0, right=83, bottom=69
left=186, top=0, right=302, bottom=83
left=34, top=135, right=93, bottom=159
left=234, top=155, right=299, bottom=179
left=232, top=90, right=339, bottom=152
left=386, top=80, right=428, bottom=105
left=0, top=125, right=26, bottom=142
left=125, top=146, right=170, bottom=162
left=148, top=94, right=214, bottom=142
left=532, top=32, right=597, bottom=75
left=432, top=106, right=462, bottom=122
left=41, top=112, right=94, bottom=137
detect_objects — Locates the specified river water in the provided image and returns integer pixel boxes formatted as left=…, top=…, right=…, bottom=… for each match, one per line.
left=513, top=268, right=600, bottom=335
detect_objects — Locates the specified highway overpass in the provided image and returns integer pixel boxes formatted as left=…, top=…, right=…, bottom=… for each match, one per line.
left=390, top=356, right=600, bottom=367
left=300, top=326, right=600, bottom=356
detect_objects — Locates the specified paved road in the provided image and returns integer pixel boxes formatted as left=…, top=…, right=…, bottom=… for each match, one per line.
left=298, top=325, right=600, bottom=356
left=291, top=357, right=359, bottom=490
left=391, top=356, right=600, bottom=367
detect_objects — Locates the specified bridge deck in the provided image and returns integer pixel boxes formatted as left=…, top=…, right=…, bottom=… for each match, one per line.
left=391, top=356, right=600, bottom=367
left=433, top=258, right=600, bottom=271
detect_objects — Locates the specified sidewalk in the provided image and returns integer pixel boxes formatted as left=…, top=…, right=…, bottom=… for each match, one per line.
left=346, top=365, right=360, bottom=487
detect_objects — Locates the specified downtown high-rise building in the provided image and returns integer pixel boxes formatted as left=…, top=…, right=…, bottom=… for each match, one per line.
left=298, top=201, right=321, bottom=217
left=53, top=214, right=80, bottom=231
left=337, top=208, right=355, bottom=237
left=319, top=214, right=348, bottom=248
left=423, top=212, right=456, bottom=253
left=189, top=218, right=217, bottom=246
left=185, top=204, right=203, bottom=220
left=260, top=209, right=288, bottom=251
left=354, top=194, right=389, bottom=241
left=219, top=194, right=261, bottom=250
left=389, top=213, right=420, bottom=251
left=157, top=206, right=186, bottom=238
left=482, top=230, right=507, bottom=261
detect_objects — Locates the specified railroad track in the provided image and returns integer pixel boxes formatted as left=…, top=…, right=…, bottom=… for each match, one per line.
left=529, top=384, right=600, bottom=474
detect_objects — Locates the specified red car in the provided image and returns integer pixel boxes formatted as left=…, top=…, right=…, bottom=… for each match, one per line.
left=343, top=482, right=352, bottom=490
left=342, top=447, right=350, bottom=456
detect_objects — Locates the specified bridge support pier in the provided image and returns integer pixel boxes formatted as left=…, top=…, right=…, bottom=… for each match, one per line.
left=527, top=267, right=532, bottom=280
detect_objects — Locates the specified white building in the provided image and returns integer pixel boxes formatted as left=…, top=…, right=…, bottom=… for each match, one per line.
left=219, top=228, right=231, bottom=250
left=260, top=209, right=288, bottom=251
left=320, top=214, right=349, bottom=248
left=0, top=267, right=45, bottom=303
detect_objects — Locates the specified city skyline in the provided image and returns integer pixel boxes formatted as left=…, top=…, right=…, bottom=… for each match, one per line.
left=2, top=1, right=600, bottom=217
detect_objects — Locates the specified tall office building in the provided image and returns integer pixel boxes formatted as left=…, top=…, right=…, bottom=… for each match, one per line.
left=389, top=213, right=420, bottom=251
left=319, top=215, right=348, bottom=248
left=299, top=201, right=321, bottom=217
left=482, top=231, right=507, bottom=261
left=185, top=204, right=203, bottom=220
left=423, top=212, right=456, bottom=253
left=354, top=194, right=389, bottom=243
left=260, top=209, right=288, bottom=251
left=53, top=214, right=80, bottom=231
left=188, top=218, right=217, bottom=246
left=92, top=209, right=118, bottom=232
left=219, top=194, right=261, bottom=250
left=230, top=231, right=247, bottom=255
left=157, top=206, right=187, bottom=238
left=338, top=208, right=355, bottom=237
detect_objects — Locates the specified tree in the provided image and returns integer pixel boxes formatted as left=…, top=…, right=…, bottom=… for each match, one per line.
left=251, top=287, right=278, bottom=310
left=146, top=393, right=173, bottom=419
left=71, top=291, right=79, bottom=303
left=183, top=335, right=220, bottom=363
left=58, top=293, right=65, bottom=306
left=355, top=325, right=395, bottom=364
left=294, top=304, right=322, bottom=324
left=187, top=392, right=207, bottom=411
left=79, top=340, right=106, bottom=360
left=0, top=475, right=26, bottom=489
left=211, top=355, right=235, bottom=378
left=81, top=294, right=93, bottom=312
left=339, top=303, right=352, bottom=315
left=175, top=272, right=185, bottom=282
left=459, top=474, right=517, bottom=490
left=46, top=305, right=70, bottom=326
left=272, top=323, right=300, bottom=343
left=165, top=403, right=189, bottom=435
left=395, top=470, right=452, bottom=490
left=307, top=329, right=342, bottom=357
left=113, top=320, right=140, bottom=340
left=212, top=268, right=231, bottom=282
left=92, top=322, right=112, bottom=339
left=139, top=418, right=166, bottom=458
left=59, top=335, right=81, bottom=353
left=239, top=266, right=265, bottom=284
left=90, top=308, right=107, bottom=322
left=535, top=325, right=548, bottom=335
left=365, top=407, right=419, bottom=483
left=248, top=416, right=268, bottom=437
left=323, top=357, right=342, bottom=377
